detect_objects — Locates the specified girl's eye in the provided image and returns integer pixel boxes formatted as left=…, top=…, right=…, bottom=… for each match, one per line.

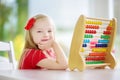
left=37, top=31, right=42, bottom=33
left=48, top=30, right=52, bottom=32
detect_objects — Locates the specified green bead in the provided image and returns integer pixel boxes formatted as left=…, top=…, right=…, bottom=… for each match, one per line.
left=86, top=61, right=104, bottom=64
left=101, top=35, right=110, bottom=39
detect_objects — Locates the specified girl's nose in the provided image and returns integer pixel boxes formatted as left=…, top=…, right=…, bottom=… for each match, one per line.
left=43, top=32, right=49, bottom=36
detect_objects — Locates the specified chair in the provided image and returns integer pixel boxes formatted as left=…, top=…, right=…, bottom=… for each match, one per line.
left=0, top=41, right=16, bottom=69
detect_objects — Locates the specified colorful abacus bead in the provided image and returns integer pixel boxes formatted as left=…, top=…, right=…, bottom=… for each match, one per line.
left=89, top=52, right=106, bottom=56
left=103, top=31, right=111, bottom=35
left=95, top=44, right=108, bottom=47
left=84, top=34, right=93, bottom=38
left=98, top=40, right=109, bottom=43
left=84, top=39, right=90, bottom=43
left=106, top=26, right=112, bottom=30
left=86, top=61, right=104, bottom=64
left=85, top=30, right=96, bottom=34
left=92, top=48, right=107, bottom=52
left=85, top=56, right=105, bottom=60
left=101, top=35, right=110, bottom=39
left=86, top=25, right=99, bottom=29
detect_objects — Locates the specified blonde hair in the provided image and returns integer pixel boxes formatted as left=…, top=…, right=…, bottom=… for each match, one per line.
left=24, top=14, right=54, bottom=49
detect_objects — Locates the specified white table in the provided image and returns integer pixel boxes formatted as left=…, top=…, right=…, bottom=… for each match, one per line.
left=0, top=69, right=120, bottom=80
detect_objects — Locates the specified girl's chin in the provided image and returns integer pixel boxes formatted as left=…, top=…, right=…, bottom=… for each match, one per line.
left=40, top=42, right=49, bottom=45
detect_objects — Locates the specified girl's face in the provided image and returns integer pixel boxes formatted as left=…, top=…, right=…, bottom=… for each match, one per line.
left=31, top=18, right=54, bottom=47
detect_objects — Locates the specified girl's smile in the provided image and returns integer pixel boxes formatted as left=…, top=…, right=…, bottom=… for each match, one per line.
left=41, top=38, right=49, bottom=42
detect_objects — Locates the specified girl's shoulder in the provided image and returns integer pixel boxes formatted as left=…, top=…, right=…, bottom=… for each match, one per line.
left=22, top=48, right=44, bottom=59
left=23, top=48, right=42, bottom=54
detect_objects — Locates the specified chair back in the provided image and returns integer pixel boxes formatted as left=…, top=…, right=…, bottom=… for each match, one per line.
left=0, top=41, right=16, bottom=69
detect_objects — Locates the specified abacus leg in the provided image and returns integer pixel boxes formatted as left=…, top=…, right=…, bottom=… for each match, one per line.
left=105, top=53, right=116, bottom=69
left=69, top=53, right=86, bottom=71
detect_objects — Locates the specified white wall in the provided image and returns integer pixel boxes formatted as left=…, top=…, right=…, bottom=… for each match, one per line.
left=28, top=0, right=89, bottom=28
left=87, top=0, right=112, bottom=18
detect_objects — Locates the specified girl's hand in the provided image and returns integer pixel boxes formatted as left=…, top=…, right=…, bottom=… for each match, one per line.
left=51, top=40, right=58, bottom=48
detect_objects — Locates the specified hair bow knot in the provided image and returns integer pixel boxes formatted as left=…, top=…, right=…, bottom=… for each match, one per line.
left=25, top=18, right=36, bottom=30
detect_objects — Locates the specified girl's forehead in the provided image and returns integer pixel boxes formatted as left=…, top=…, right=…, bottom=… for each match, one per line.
left=33, top=18, right=54, bottom=29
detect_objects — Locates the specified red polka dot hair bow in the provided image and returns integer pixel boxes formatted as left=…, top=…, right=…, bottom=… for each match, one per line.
left=25, top=18, right=36, bottom=30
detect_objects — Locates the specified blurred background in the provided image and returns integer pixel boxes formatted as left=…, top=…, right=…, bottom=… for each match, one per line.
left=0, top=0, right=120, bottom=68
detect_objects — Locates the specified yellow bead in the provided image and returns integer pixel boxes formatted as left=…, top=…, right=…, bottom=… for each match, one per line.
left=80, top=48, right=84, bottom=52
left=92, top=48, right=107, bottom=52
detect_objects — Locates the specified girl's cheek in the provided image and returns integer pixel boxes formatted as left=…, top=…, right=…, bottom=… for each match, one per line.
left=32, top=37, right=41, bottom=44
left=50, top=34, right=54, bottom=39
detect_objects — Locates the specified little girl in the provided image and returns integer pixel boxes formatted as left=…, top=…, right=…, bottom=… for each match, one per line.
left=18, top=14, right=68, bottom=69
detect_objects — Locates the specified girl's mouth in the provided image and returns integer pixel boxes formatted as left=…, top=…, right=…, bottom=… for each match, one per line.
left=41, top=39, right=49, bottom=41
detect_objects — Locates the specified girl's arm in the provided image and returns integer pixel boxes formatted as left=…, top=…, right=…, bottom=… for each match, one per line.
left=37, top=41, right=68, bottom=70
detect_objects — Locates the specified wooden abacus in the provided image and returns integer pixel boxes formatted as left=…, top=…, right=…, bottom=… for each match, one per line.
left=68, top=15, right=117, bottom=71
